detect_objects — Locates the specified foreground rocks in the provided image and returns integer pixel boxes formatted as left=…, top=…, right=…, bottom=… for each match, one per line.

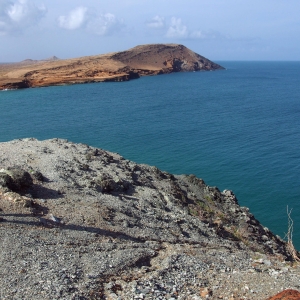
left=0, top=138, right=299, bottom=299
left=0, top=44, right=224, bottom=90
left=268, top=289, right=300, bottom=300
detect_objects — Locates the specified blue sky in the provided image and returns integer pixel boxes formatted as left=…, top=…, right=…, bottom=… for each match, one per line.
left=0, top=0, right=300, bottom=62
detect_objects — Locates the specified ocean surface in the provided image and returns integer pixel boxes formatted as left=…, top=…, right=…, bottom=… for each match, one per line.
left=1, top=61, right=300, bottom=249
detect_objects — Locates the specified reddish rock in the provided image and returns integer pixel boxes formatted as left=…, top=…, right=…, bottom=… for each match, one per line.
left=267, top=289, right=300, bottom=300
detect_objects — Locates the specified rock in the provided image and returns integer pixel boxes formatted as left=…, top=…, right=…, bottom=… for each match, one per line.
left=22, top=197, right=33, bottom=208
left=3, top=191, right=33, bottom=207
left=254, top=258, right=264, bottom=264
left=0, top=168, right=33, bottom=191
left=49, top=214, right=60, bottom=223
left=267, top=289, right=300, bottom=300
left=0, top=172, right=13, bottom=190
left=31, top=170, right=44, bottom=181
left=263, top=259, right=272, bottom=266
left=95, top=175, right=118, bottom=193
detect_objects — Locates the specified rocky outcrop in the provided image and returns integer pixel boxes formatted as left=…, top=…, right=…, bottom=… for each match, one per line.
left=0, top=79, right=30, bottom=90
left=0, top=44, right=223, bottom=90
left=0, top=168, right=33, bottom=191
left=268, top=289, right=300, bottom=300
left=0, top=138, right=299, bottom=299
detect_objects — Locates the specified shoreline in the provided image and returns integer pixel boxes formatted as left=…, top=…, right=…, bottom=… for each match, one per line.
left=0, top=137, right=299, bottom=299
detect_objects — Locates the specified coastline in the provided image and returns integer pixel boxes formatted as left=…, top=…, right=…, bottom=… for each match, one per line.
left=0, top=44, right=224, bottom=90
left=0, top=138, right=299, bottom=299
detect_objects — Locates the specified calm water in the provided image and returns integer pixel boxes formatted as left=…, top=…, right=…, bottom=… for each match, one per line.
left=1, top=61, right=300, bottom=248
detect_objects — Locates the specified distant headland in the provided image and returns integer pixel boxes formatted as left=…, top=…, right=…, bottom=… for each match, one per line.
left=0, top=44, right=224, bottom=90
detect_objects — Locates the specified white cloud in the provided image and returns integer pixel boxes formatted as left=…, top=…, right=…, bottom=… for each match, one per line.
left=0, top=0, right=46, bottom=35
left=58, top=6, right=87, bottom=30
left=87, top=13, right=123, bottom=36
left=146, top=15, right=165, bottom=29
left=190, top=30, right=206, bottom=39
left=191, top=29, right=229, bottom=41
left=149, top=16, right=226, bottom=41
left=166, top=17, right=188, bottom=38
left=58, top=7, right=123, bottom=36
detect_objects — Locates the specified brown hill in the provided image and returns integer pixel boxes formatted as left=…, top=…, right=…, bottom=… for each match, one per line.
left=0, top=44, right=224, bottom=90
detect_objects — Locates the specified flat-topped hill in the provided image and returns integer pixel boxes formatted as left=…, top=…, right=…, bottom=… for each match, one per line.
left=0, top=44, right=224, bottom=90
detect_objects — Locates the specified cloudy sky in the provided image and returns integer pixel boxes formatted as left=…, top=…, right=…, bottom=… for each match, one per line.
left=0, top=0, right=300, bottom=62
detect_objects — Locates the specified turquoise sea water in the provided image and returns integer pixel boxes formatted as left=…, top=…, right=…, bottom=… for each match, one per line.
left=1, top=61, right=300, bottom=249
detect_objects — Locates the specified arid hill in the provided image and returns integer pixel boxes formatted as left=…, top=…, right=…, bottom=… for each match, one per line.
left=0, top=44, right=224, bottom=90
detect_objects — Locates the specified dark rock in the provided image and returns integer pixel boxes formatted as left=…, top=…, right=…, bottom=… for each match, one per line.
left=31, top=170, right=44, bottom=181
left=94, top=174, right=117, bottom=193
left=0, top=172, right=13, bottom=189
left=0, top=168, right=33, bottom=191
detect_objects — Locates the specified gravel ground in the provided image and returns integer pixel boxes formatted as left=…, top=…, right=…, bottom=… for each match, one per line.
left=0, top=138, right=299, bottom=300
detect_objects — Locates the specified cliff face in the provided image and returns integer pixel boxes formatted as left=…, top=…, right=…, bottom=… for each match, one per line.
left=0, top=138, right=299, bottom=299
left=0, top=44, right=224, bottom=90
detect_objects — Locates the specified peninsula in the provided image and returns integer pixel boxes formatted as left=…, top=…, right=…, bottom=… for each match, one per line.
left=0, top=44, right=224, bottom=90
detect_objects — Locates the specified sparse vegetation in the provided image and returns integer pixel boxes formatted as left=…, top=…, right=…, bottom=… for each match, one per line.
left=225, top=225, right=250, bottom=246
left=285, top=206, right=300, bottom=262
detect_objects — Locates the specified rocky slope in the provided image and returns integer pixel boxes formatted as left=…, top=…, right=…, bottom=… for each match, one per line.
left=0, top=44, right=224, bottom=90
left=0, top=138, right=299, bottom=299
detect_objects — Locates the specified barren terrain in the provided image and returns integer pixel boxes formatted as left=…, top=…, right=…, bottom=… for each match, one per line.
left=0, top=138, right=299, bottom=299
left=0, top=44, right=224, bottom=90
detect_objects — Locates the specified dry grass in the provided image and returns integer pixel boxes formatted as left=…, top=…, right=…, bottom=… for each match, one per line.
left=285, top=206, right=300, bottom=262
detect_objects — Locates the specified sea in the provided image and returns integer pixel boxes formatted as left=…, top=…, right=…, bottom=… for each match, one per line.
left=1, top=61, right=300, bottom=249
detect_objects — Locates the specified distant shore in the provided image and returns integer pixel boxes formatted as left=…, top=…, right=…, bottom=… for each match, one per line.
left=0, top=43, right=224, bottom=90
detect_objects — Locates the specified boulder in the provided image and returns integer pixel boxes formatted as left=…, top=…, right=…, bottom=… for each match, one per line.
left=0, top=172, right=13, bottom=191
left=0, top=168, right=33, bottom=191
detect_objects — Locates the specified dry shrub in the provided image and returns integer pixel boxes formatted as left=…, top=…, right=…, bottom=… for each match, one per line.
left=285, top=206, right=300, bottom=262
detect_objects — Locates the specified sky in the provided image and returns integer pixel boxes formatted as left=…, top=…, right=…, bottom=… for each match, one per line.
left=0, top=0, right=300, bottom=62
